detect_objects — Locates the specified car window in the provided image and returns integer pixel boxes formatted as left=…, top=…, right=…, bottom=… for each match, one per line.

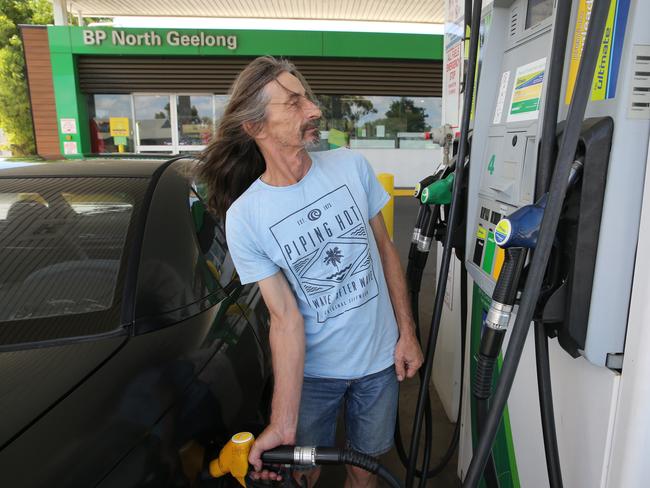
left=0, top=177, right=145, bottom=323
left=189, top=189, right=237, bottom=289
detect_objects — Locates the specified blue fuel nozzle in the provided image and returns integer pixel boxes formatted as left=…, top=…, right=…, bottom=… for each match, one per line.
left=494, top=160, right=583, bottom=249
left=494, top=201, right=546, bottom=249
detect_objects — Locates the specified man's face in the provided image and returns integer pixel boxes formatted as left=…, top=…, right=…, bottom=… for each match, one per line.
left=258, top=71, right=322, bottom=149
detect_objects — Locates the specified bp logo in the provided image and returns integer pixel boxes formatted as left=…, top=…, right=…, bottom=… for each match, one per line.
left=307, top=209, right=322, bottom=221
left=494, top=219, right=512, bottom=246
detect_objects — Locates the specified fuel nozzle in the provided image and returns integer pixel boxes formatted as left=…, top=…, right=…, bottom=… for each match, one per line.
left=475, top=160, right=585, bottom=403
left=410, top=171, right=443, bottom=251
left=260, top=446, right=402, bottom=488
left=208, top=432, right=255, bottom=487
left=407, top=167, right=458, bottom=293
left=407, top=205, right=434, bottom=294
left=407, top=169, right=447, bottom=291
left=420, top=172, right=455, bottom=206
left=410, top=204, right=429, bottom=249
left=413, top=169, right=444, bottom=200
left=485, top=248, right=527, bottom=331
left=494, top=160, right=584, bottom=249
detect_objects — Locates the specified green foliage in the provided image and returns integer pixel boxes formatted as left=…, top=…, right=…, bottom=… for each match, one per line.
left=0, top=0, right=53, bottom=155
left=385, top=97, right=429, bottom=132
left=317, top=95, right=431, bottom=141
left=316, top=95, right=377, bottom=133
left=363, top=98, right=431, bottom=138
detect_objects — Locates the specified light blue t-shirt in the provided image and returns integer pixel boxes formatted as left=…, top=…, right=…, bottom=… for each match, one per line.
left=225, top=148, right=399, bottom=379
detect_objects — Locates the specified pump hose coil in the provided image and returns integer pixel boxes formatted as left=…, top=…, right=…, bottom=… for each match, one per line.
left=473, top=355, right=497, bottom=400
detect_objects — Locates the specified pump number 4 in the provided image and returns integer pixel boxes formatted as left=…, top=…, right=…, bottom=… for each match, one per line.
left=487, top=155, right=496, bottom=175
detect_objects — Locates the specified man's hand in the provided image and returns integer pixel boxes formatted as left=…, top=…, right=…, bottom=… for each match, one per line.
left=248, top=424, right=296, bottom=481
left=394, top=330, right=424, bottom=381
left=368, top=213, right=425, bottom=381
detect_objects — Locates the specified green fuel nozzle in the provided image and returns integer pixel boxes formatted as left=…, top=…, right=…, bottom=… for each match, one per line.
left=420, top=173, right=455, bottom=205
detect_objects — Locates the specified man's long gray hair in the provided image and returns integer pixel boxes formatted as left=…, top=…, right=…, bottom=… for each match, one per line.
left=197, top=56, right=314, bottom=218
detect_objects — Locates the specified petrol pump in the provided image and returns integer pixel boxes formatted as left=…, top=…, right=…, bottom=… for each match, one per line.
left=437, top=0, right=650, bottom=486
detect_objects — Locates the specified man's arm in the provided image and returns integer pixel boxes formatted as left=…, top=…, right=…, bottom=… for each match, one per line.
left=369, top=212, right=424, bottom=381
left=248, top=271, right=305, bottom=478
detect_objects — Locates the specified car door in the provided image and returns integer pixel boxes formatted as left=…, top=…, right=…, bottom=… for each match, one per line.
left=94, top=163, right=271, bottom=487
left=189, top=188, right=271, bottom=361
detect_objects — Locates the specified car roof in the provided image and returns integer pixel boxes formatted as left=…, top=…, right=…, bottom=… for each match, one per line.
left=0, top=158, right=196, bottom=179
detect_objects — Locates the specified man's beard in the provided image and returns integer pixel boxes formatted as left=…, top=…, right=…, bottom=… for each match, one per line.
left=301, top=121, right=321, bottom=147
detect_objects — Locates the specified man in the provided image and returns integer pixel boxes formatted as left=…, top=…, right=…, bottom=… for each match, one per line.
left=199, top=56, right=423, bottom=488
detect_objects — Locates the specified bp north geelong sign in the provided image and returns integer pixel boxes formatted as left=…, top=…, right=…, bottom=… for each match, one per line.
left=82, top=29, right=238, bottom=50
left=54, top=26, right=441, bottom=59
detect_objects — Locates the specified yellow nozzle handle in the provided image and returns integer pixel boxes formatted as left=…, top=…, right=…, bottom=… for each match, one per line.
left=209, top=432, right=255, bottom=487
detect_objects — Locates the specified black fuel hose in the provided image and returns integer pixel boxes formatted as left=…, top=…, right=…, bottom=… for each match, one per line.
left=261, top=446, right=403, bottom=488
left=405, top=0, right=483, bottom=483
left=475, top=398, right=500, bottom=487
left=396, top=203, right=442, bottom=481
left=535, top=0, right=573, bottom=198
left=534, top=320, right=563, bottom=488
left=400, top=174, right=444, bottom=482
left=394, top=291, right=461, bottom=483
left=397, top=198, right=469, bottom=483
left=398, top=167, right=467, bottom=482
left=399, top=160, right=470, bottom=482
left=531, top=0, right=573, bottom=483
left=400, top=200, right=435, bottom=482
left=473, top=247, right=527, bottom=488
left=462, top=0, right=611, bottom=484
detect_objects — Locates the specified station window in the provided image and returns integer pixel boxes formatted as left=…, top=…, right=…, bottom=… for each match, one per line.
left=177, top=95, right=214, bottom=146
left=87, top=93, right=441, bottom=154
left=88, top=94, right=134, bottom=154
left=133, top=94, right=173, bottom=148
left=315, top=95, right=442, bottom=150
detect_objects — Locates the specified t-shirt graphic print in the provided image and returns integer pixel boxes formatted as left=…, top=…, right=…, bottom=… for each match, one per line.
left=269, top=184, right=378, bottom=323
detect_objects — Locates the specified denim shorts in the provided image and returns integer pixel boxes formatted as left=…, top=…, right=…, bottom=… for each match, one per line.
left=295, top=365, right=398, bottom=457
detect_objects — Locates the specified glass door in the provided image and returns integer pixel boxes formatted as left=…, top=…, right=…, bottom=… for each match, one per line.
left=88, top=94, right=134, bottom=153
left=133, top=94, right=175, bottom=154
left=177, top=95, right=214, bottom=152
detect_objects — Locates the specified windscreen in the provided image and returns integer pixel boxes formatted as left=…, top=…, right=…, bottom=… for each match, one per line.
left=0, top=177, right=147, bottom=323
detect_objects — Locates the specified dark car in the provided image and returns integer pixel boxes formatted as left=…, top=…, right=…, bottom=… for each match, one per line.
left=0, top=158, right=273, bottom=487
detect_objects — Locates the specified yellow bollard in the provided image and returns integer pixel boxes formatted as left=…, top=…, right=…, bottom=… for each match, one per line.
left=377, top=173, right=395, bottom=240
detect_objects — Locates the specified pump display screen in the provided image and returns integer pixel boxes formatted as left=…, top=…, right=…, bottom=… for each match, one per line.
left=526, top=0, right=553, bottom=29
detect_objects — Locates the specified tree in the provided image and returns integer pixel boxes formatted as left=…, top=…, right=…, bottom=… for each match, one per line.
left=0, top=0, right=53, bottom=155
left=316, top=95, right=376, bottom=134
left=385, top=97, right=430, bottom=132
